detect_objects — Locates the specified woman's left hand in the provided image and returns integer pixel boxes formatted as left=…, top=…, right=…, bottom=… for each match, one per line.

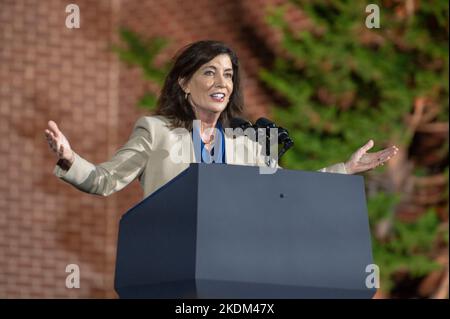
left=344, top=140, right=399, bottom=174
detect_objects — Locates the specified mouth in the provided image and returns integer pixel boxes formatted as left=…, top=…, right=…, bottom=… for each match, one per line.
left=209, top=92, right=225, bottom=103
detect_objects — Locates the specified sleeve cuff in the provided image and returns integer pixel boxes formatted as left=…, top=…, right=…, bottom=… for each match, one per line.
left=330, top=162, right=347, bottom=174
left=318, top=162, right=348, bottom=174
left=53, top=152, right=96, bottom=185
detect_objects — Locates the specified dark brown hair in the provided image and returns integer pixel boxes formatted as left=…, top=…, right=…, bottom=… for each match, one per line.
left=155, top=40, right=244, bottom=130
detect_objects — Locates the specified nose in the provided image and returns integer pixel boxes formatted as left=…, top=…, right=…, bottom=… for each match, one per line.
left=214, top=73, right=226, bottom=87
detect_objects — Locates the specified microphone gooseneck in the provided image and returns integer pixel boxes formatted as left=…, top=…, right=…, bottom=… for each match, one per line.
left=229, top=117, right=294, bottom=160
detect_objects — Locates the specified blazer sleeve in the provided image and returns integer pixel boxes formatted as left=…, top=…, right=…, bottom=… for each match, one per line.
left=274, top=163, right=346, bottom=173
left=53, top=117, right=152, bottom=196
left=317, top=162, right=348, bottom=174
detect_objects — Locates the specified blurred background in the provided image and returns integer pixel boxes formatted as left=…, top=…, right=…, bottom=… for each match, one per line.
left=0, top=0, right=448, bottom=298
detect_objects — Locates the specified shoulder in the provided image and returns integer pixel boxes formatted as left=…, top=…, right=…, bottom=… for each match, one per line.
left=133, top=115, right=172, bottom=131
left=132, top=115, right=182, bottom=146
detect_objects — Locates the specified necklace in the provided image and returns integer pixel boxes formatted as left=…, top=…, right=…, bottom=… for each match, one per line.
left=203, top=134, right=215, bottom=144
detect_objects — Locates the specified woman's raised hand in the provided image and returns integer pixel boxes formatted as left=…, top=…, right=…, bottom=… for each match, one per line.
left=44, top=120, right=75, bottom=164
left=344, top=140, right=398, bottom=174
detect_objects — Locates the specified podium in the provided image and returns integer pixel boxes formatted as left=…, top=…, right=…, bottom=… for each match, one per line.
left=114, top=163, right=377, bottom=298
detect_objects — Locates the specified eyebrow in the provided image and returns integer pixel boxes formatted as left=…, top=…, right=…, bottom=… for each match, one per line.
left=203, top=65, right=233, bottom=72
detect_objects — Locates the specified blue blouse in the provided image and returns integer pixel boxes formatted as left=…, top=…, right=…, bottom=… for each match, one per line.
left=192, top=122, right=226, bottom=164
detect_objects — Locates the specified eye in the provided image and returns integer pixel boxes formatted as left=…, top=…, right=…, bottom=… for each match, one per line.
left=204, top=70, right=214, bottom=76
left=225, top=73, right=233, bottom=78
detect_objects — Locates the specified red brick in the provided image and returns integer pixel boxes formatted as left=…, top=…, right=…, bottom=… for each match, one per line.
left=0, top=0, right=282, bottom=298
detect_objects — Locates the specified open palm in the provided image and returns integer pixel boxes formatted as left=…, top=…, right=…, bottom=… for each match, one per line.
left=345, top=140, right=398, bottom=174
left=44, top=120, right=74, bottom=164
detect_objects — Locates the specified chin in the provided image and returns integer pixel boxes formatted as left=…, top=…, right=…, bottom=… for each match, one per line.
left=204, top=104, right=227, bottom=113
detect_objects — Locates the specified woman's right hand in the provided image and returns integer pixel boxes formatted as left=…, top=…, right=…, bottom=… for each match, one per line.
left=45, top=120, right=75, bottom=165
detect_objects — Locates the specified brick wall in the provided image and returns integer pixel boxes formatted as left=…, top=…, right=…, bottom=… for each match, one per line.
left=0, top=0, right=288, bottom=298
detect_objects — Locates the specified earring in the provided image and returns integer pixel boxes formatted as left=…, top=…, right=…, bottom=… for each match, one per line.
left=185, top=92, right=190, bottom=100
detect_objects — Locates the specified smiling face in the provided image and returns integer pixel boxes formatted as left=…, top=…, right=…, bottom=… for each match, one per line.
left=179, top=54, right=234, bottom=116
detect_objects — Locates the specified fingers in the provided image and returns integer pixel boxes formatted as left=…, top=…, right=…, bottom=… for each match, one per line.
left=45, top=129, right=56, bottom=144
left=47, top=120, right=61, bottom=137
left=382, top=145, right=399, bottom=154
left=45, top=124, right=58, bottom=145
left=360, top=139, right=374, bottom=154
left=377, top=148, right=394, bottom=159
left=45, top=120, right=63, bottom=152
left=44, top=128, right=60, bottom=155
left=351, top=144, right=400, bottom=173
left=375, top=145, right=399, bottom=164
left=45, top=129, right=56, bottom=141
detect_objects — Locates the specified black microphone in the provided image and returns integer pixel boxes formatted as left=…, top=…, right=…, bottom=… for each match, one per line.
left=229, top=117, right=294, bottom=159
left=254, top=117, right=294, bottom=159
left=254, top=118, right=292, bottom=145
left=254, top=117, right=276, bottom=129
left=229, top=117, right=253, bottom=130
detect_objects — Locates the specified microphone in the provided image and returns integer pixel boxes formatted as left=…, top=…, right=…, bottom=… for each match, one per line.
left=228, top=117, right=294, bottom=160
left=254, top=118, right=293, bottom=146
left=254, top=117, right=276, bottom=129
left=254, top=117, right=294, bottom=159
left=229, top=117, right=253, bottom=130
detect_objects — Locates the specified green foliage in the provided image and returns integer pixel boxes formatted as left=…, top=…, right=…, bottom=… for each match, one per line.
left=112, top=27, right=171, bottom=110
left=369, top=195, right=442, bottom=291
left=262, top=1, right=448, bottom=295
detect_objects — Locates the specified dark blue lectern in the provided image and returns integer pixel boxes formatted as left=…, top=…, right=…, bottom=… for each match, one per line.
left=114, top=163, right=377, bottom=298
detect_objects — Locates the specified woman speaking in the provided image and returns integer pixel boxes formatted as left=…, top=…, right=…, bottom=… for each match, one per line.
left=44, top=40, right=398, bottom=199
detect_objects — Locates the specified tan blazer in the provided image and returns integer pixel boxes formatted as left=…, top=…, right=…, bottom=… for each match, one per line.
left=53, top=115, right=347, bottom=199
